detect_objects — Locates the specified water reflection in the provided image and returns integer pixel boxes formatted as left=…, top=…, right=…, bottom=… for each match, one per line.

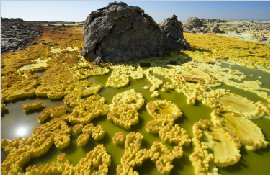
left=2, top=112, right=40, bottom=140
left=33, top=72, right=44, bottom=77
left=1, top=98, right=64, bottom=140
left=15, top=126, right=29, bottom=138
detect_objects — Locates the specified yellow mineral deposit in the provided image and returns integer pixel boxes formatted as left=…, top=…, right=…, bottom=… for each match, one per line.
left=35, top=63, right=78, bottom=99
left=1, top=118, right=70, bottom=174
left=151, top=90, right=159, bottom=97
left=91, top=125, right=106, bottom=140
left=69, top=95, right=109, bottom=124
left=129, top=66, right=144, bottom=79
left=82, top=124, right=105, bottom=139
left=25, top=144, right=111, bottom=174
left=149, top=141, right=177, bottom=174
left=146, top=118, right=174, bottom=134
left=64, top=91, right=84, bottom=107
left=105, top=65, right=135, bottom=88
left=117, top=132, right=148, bottom=174
left=190, top=119, right=219, bottom=175
left=146, top=72, right=164, bottom=92
left=75, top=61, right=110, bottom=79
left=183, top=33, right=270, bottom=71
left=107, top=89, right=144, bottom=129
left=22, top=101, right=44, bottom=112
left=211, top=109, right=269, bottom=150
left=77, top=133, right=90, bottom=146
left=70, top=122, right=105, bottom=150
left=112, top=132, right=125, bottom=146
left=218, top=93, right=259, bottom=117
left=145, top=99, right=191, bottom=173
left=204, top=126, right=241, bottom=167
left=146, top=100, right=182, bottom=120
left=190, top=119, right=243, bottom=174
left=1, top=72, right=39, bottom=102
left=107, top=104, right=139, bottom=129
left=18, top=57, right=49, bottom=73
left=183, top=68, right=210, bottom=80
left=37, top=105, right=67, bottom=123
left=159, top=124, right=190, bottom=145
left=106, top=71, right=129, bottom=88
left=112, top=89, right=144, bottom=109
left=73, top=123, right=84, bottom=135
left=73, top=80, right=102, bottom=97
left=117, top=131, right=189, bottom=175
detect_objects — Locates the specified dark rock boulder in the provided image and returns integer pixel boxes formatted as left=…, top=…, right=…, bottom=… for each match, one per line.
left=82, top=2, right=190, bottom=63
left=183, top=17, right=203, bottom=32
left=209, top=24, right=221, bottom=33
left=82, top=2, right=167, bottom=63
left=183, top=17, right=223, bottom=34
left=160, top=15, right=186, bottom=50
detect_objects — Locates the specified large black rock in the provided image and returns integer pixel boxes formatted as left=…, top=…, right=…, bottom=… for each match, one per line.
left=183, top=17, right=203, bottom=31
left=160, top=15, right=190, bottom=50
left=183, top=17, right=223, bottom=34
left=82, top=2, right=190, bottom=63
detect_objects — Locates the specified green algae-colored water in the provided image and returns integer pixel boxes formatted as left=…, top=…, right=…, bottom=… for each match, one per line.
left=2, top=64, right=270, bottom=175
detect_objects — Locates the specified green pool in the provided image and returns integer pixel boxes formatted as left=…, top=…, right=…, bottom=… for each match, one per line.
left=2, top=62, right=270, bottom=175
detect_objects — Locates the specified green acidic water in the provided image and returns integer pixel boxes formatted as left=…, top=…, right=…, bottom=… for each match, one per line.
left=2, top=65, right=270, bottom=175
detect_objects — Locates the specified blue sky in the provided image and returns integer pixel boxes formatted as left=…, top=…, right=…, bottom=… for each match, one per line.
left=1, top=1, right=270, bottom=22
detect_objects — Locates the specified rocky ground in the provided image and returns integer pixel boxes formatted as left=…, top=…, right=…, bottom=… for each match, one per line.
left=182, top=17, right=270, bottom=43
left=1, top=18, right=43, bottom=53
